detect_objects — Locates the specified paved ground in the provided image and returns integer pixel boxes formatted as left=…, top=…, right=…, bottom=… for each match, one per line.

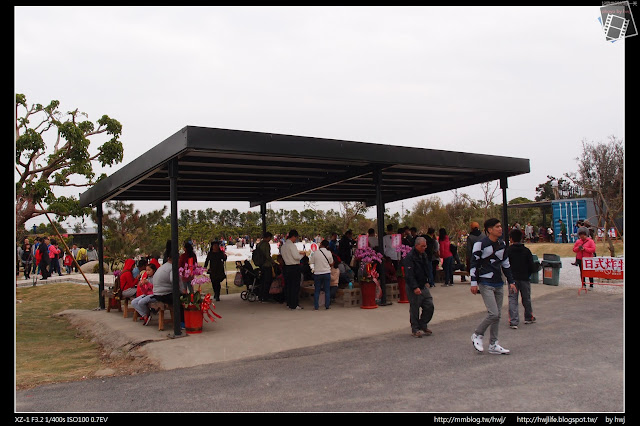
left=15, top=279, right=624, bottom=413
left=15, top=257, right=625, bottom=413
left=20, top=257, right=623, bottom=373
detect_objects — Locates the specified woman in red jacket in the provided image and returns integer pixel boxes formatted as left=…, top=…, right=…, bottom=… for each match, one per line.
left=119, top=258, right=139, bottom=299
left=573, top=227, right=596, bottom=289
left=438, top=228, right=454, bottom=286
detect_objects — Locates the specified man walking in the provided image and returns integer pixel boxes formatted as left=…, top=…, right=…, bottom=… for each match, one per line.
left=559, top=220, right=568, bottom=243
left=37, top=236, right=51, bottom=280
left=470, top=218, right=515, bottom=354
left=506, top=228, right=537, bottom=329
left=402, top=237, right=435, bottom=338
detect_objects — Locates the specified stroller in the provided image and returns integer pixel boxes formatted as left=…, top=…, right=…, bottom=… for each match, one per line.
left=236, top=260, right=262, bottom=302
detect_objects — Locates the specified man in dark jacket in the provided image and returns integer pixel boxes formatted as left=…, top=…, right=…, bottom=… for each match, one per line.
left=253, top=232, right=275, bottom=302
left=402, top=237, right=434, bottom=338
left=506, top=228, right=537, bottom=329
left=466, top=222, right=483, bottom=276
left=338, top=230, right=355, bottom=267
left=38, top=236, right=51, bottom=280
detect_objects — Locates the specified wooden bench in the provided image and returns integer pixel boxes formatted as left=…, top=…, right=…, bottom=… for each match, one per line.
left=121, top=297, right=133, bottom=318
left=434, top=269, right=469, bottom=283
left=133, top=301, right=173, bottom=331
left=102, top=289, right=133, bottom=318
left=300, top=281, right=315, bottom=297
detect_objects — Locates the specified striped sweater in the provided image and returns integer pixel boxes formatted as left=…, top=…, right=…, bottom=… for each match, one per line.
left=470, top=237, right=515, bottom=287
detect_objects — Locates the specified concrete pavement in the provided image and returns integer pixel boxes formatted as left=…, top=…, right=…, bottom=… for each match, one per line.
left=53, top=275, right=572, bottom=371
left=20, top=256, right=622, bottom=373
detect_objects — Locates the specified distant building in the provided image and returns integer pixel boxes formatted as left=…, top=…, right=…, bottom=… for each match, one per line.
left=63, top=228, right=98, bottom=248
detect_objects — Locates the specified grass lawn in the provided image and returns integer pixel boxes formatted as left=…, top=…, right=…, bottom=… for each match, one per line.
left=525, top=241, right=623, bottom=258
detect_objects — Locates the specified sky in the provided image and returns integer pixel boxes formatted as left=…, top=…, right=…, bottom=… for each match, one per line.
left=14, top=6, right=626, bottom=231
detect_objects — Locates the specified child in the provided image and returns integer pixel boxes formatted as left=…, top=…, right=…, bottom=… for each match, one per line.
left=131, top=262, right=158, bottom=326
left=64, top=251, right=74, bottom=274
left=506, top=228, right=538, bottom=329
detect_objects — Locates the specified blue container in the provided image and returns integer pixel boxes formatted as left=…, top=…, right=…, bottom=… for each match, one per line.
left=551, top=199, right=596, bottom=243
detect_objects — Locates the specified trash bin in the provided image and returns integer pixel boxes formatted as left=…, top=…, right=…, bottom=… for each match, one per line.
left=541, top=254, right=562, bottom=286
left=530, top=254, right=540, bottom=283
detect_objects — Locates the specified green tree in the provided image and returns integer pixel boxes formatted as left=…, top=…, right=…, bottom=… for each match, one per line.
left=93, top=201, right=167, bottom=269
left=15, top=94, right=123, bottom=235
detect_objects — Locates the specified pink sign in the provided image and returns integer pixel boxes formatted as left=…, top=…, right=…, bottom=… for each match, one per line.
left=357, top=235, right=368, bottom=249
left=391, top=234, right=401, bottom=248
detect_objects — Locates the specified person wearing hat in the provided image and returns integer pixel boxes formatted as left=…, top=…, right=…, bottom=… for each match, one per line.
left=466, top=222, right=483, bottom=278
left=573, top=227, right=596, bottom=289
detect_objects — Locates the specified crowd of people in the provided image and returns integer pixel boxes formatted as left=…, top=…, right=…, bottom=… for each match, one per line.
left=16, top=236, right=97, bottom=282
left=18, top=217, right=603, bottom=354
left=244, top=218, right=599, bottom=356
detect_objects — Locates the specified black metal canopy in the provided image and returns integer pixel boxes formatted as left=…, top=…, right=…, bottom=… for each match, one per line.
left=80, top=125, right=530, bottom=336
left=79, top=126, right=530, bottom=208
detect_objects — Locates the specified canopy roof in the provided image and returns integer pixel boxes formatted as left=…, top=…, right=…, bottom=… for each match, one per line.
left=79, top=126, right=530, bottom=208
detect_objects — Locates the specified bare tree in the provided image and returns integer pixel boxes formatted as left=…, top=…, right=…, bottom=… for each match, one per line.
left=338, top=201, right=369, bottom=231
left=566, top=136, right=624, bottom=256
left=462, top=181, right=500, bottom=224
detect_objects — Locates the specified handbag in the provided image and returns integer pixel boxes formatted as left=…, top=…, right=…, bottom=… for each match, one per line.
left=233, top=271, right=243, bottom=287
left=269, top=277, right=284, bottom=294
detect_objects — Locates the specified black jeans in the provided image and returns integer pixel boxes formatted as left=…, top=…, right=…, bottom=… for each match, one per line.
left=406, top=285, right=434, bottom=332
left=283, top=264, right=301, bottom=309
left=39, top=260, right=50, bottom=279
left=259, top=266, right=273, bottom=301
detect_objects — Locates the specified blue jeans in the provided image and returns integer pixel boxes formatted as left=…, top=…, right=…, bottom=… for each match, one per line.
left=442, top=256, right=454, bottom=284
left=313, top=273, right=331, bottom=309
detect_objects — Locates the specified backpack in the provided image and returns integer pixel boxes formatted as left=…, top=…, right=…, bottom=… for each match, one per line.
left=425, top=235, right=436, bottom=260
left=252, top=243, right=266, bottom=267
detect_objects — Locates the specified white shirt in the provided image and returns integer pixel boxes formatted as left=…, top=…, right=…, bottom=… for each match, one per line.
left=281, top=239, right=303, bottom=265
left=310, top=248, right=333, bottom=275
left=383, top=234, right=399, bottom=259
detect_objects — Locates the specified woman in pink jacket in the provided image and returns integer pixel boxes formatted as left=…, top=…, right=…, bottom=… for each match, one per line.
left=48, top=239, right=62, bottom=276
left=573, top=227, right=596, bottom=289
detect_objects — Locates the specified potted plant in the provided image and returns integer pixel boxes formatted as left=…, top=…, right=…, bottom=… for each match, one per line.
left=179, top=263, right=222, bottom=334
left=353, top=247, right=383, bottom=309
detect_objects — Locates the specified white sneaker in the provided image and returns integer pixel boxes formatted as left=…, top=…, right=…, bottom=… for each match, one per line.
left=471, top=333, right=484, bottom=352
left=488, top=341, right=510, bottom=355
